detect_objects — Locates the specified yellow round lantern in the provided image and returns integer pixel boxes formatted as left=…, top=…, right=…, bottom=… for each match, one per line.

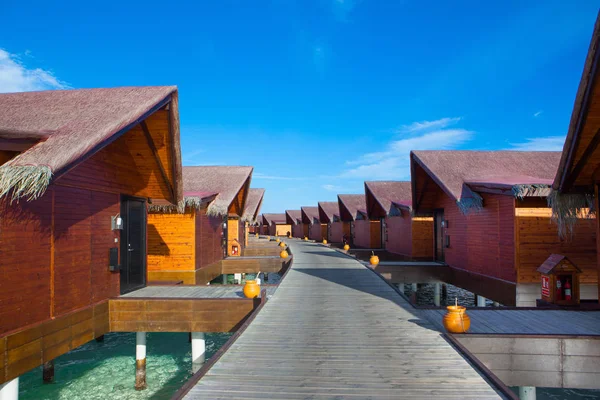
left=280, top=249, right=289, bottom=259
left=303, top=236, right=308, bottom=241
left=279, top=241, right=286, bottom=248
left=243, top=280, right=261, bottom=298
left=322, top=239, right=328, bottom=244
left=369, top=252, right=379, bottom=266
left=343, top=244, right=350, bottom=251
left=276, top=238, right=280, bottom=243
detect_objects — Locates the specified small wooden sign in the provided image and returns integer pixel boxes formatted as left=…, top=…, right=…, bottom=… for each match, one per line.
left=541, top=275, right=550, bottom=297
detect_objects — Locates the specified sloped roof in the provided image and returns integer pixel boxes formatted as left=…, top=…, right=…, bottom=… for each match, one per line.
left=183, top=166, right=253, bottom=216
left=262, top=213, right=287, bottom=225
left=242, top=188, right=265, bottom=223
left=337, top=194, right=366, bottom=221
left=554, top=12, right=600, bottom=192
left=301, top=206, right=320, bottom=224
left=0, top=86, right=181, bottom=202
left=365, top=181, right=412, bottom=218
left=285, top=210, right=302, bottom=225
left=318, top=201, right=339, bottom=223
left=411, top=150, right=561, bottom=213
left=537, top=254, right=581, bottom=274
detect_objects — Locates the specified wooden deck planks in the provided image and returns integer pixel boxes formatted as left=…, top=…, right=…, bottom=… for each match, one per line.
left=121, top=285, right=276, bottom=299
left=421, top=308, right=600, bottom=335
left=183, top=241, right=503, bottom=399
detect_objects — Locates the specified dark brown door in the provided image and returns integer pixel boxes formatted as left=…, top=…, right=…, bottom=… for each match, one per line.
left=433, top=209, right=445, bottom=262
left=120, top=196, right=147, bottom=294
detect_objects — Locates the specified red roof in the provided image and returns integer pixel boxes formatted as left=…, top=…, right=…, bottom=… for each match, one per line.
left=301, top=206, right=320, bottom=224
left=285, top=210, right=302, bottom=225
left=318, top=201, right=340, bottom=223
left=337, top=194, right=366, bottom=221
left=365, top=181, right=412, bottom=218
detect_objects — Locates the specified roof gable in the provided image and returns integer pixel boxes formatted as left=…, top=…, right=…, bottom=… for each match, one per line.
left=285, top=210, right=302, bottom=225
left=182, top=166, right=253, bottom=216
left=0, top=86, right=181, bottom=203
left=301, top=206, right=319, bottom=224
left=318, top=201, right=339, bottom=223
left=337, top=194, right=366, bottom=221
left=242, top=188, right=265, bottom=223
left=365, top=181, right=412, bottom=219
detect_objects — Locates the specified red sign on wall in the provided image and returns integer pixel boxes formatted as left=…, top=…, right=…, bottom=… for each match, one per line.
left=541, top=275, right=550, bottom=297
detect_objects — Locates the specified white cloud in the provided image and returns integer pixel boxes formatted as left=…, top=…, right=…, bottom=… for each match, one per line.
left=322, top=184, right=342, bottom=191
left=533, top=110, right=543, bottom=117
left=399, top=117, right=462, bottom=133
left=341, top=118, right=474, bottom=179
left=509, top=136, right=565, bottom=151
left=0, top=49, right=67, bottom=93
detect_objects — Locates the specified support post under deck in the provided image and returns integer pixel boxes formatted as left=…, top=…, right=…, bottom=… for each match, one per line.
left=135, top=332, right=147, bottom=391
left=0, top=377, right=19, bottom=400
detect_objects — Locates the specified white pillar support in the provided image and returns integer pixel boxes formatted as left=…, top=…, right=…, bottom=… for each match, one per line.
left=135, top=332, right=147, bottom=390
left=222, top=274, right=228, bottom=285
left=476, top=295, right=487, bottom=307
left=0, top=377, right=19, bottom=400
left=234, top=273, right=242, bottom=284
left=191, top=332, right=206, bottom=373
left=518, top=386, right=536, bottom=400
left=433, top=283, right=441, bottom=307
left=411, top=283, right=418, bottom=292
left=493, top=301, right=500, bottom=307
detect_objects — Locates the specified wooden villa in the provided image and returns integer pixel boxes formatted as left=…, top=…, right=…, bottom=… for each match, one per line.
left=410, top=150, right=596, bottom=306
left=0, top=87, right=182, bottom=387
left=302, top=206, right=325, bottom=241
left=365, top=181, right=433, bottom=259
left=147, top=166, right=253, bottom=283
left=262, top=213, right=290, bottom=237
left=338, top=194, right=381, bottom=249
left=318, top=201, right=343, bottom=243
left=552, top=14, right=600, bottom=302
left=241, top=188, right=265, bottom=244
left=285, top=210, right=303, bottom=238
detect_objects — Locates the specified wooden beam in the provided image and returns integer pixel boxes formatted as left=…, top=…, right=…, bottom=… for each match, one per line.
left=416, top=176, right=429, bottom=211
left=140, top=120, right=176, bottom=203
left=565, top=127, right=600, bottom=190
left=0, top=138, right=38, bottom=152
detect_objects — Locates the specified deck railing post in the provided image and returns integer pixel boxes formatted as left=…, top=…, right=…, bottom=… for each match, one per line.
left=0, top=377, right=19, bottom=400
left=191, top=332, right=206, bottom=373
left=518, top=386, right=536, bottom=400
left=135, top=332, right=147, bottom=390
left=476, top=295, right=487, bottom=307
left=433, top=283, right=441, bottom=307
left=42, top=361, right=54, bottom=383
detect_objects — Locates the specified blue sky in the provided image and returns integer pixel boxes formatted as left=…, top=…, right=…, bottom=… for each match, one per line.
left=0, top=1, right=598, bottom=213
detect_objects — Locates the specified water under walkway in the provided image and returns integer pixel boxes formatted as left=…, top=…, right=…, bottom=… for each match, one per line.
left=181, top=240, right=504, bottom=399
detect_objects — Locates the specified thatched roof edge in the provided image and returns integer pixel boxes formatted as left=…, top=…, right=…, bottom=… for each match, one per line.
left=0, top=165, right=53, bottom=202
left=547, top=190, right=595, bottom=238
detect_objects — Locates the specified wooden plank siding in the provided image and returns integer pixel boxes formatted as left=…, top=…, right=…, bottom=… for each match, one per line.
left=0, top=107, right=177, bottom=339
left=432, top=190, right=517, bottom=282
left=148, top=210, right=196, bottom=272
left=0, top=302, right=109, bottom=385
left=384, top=215, right=434, bottom=259
left=329, top=221, right=344, bottom=243
left=309, top=223, right=326, bottom=241
left=515, top=200, right=597, bottom=284
left=109, top=298, right=257, bottom=333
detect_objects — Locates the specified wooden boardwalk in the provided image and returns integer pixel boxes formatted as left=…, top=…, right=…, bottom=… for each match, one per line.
left=121, top=285, right=277, bottom=299
left=182, top=241, right=504, bottom=399
left=421, top=308, right=600, bottom=335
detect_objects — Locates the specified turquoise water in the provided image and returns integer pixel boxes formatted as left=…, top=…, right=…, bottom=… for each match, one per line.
left=20, top=332, right=231, bottom=400
left=403, top=282, right=496, bottom=307
left=510, top=387, right=600, bottom=399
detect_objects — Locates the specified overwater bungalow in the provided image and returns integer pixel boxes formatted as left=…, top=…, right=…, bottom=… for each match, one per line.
left=552, top=15, right=600, bottom=302
left=410, top=150, right=596, bottom=306
left=365, top=181, right=433, bottom=259
left=241, top=188, right=265, bottom=244
left=318, top=201, right=343, bottom=243
left=147, top=166, right=252, bottom=283
left=0, top=86, right=182, bottom=391
left=285, top=210, right=303, bottom=238
left=301, top=206, right=324, bottom=241
left=262, top=213, right=290, bottom=237
left=338, top=194, right=381, bottom=249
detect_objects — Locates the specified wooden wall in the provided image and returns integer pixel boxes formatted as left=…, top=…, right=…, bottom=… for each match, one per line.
left=309, top=223, right=326, bottom=241
left=369, top=220, right=381, bottom=248
left=148, top=211, right=195, bottom=273
left=196, top=209, right=224, bottom=271
left=292, top=224, right=304, bottom=238
left=432, top=191, right=516, bottom=282
left=275, top=224, right=292, bottom=237
left=385, top=215, right=412, bottom=257
left=411, top=217, right=434, bottom=259
left=329, top=222, right=343, bottom=243
left=354, top=220, right=371, bottom=248
left=515, top=200, right=597, bottom=285
left=0, top=108, right=174, bottom=338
